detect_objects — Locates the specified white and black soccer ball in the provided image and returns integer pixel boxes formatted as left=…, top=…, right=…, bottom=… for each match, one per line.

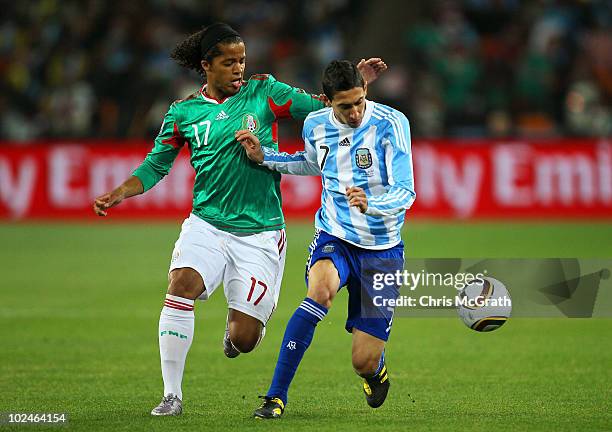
left=457, top=277, right=512, bottom=332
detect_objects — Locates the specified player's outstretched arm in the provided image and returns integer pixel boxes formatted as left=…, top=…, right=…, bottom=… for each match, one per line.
left=265, top=59, right=387, bottom=122
left=236, top=130, right=320, bottom=176
left=93, top=176, right=144, bottom=217
left=236, top=129, right=264, bottom=164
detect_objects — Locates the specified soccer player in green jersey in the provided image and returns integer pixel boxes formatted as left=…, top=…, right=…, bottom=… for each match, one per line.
left=92, top=22, right=386, bottom=416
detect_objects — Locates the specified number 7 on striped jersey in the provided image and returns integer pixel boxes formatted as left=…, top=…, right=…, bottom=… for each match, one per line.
left=319, top=144, right=330, bottom=170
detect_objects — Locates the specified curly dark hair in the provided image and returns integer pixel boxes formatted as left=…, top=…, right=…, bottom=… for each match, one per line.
left=170, top=29, right=243, bottom=79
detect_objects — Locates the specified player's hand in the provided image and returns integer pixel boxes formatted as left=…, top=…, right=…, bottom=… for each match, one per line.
left=346, top=186, right=368, bottom=213
left=357, top=58, right=387, bottom=84
left=235, top=129, right=264, bottom=164
left=317, top=93, right=331, bottom=107
left=93, top=190, right=125, bottom=216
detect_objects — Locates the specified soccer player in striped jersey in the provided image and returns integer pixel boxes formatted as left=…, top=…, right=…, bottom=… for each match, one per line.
left=237, top=60, right=415, bottom=418
left=92, top=23, right=387, bottom=416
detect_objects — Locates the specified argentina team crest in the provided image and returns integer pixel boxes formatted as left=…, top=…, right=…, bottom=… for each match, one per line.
left=241, top=113, right=260, bottom=134
left=355, top=148, right=373, bottom=169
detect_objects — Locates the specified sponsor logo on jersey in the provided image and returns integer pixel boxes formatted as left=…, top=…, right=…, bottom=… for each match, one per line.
left=355, top=148, right=373, bottom=169
left=241, top=113, right=260, bottom=134
left=339, top=137, right=351, bottom=147
left=215, top=110, right=229, bottom=120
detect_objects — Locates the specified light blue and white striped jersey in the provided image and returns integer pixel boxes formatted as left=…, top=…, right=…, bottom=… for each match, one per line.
left=262, top=100, right=416, bottom=249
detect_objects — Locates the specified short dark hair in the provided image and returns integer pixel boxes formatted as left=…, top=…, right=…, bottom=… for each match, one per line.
left=322, top=60, right=365, bottom=100
left=170, top=25, right=243, bottom=78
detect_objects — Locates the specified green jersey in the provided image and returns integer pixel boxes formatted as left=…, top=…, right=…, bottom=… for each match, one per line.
left=133, top=74, right=325, bottom=232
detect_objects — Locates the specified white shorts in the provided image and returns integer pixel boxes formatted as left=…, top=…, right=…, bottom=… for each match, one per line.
left=169, top=214, right=287, bottom=325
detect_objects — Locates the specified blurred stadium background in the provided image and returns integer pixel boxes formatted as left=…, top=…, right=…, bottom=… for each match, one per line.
left=1, top=0, right=611, bottom=139
left=1, top=1, right=611, bottom=430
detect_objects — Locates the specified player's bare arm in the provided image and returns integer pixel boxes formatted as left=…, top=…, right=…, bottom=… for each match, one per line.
left=236, top=130, right=264, bottom=164
left=346, top=186, right=368, bottom=214
left=93, top=176, right=144, bottom=217
left=356, top=58, right=387, bottom=84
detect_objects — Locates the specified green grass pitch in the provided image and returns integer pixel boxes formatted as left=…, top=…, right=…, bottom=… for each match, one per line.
left=1, top=221, right=611, bottom=431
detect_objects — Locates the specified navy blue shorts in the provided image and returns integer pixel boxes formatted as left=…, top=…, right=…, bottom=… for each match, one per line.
left=305, top=230, right=404, bottom=342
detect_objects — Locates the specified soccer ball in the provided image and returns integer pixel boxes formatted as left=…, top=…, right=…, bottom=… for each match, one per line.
left=457, top=277, right=512, bottom=332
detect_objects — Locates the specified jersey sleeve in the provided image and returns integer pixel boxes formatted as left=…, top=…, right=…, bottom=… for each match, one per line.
left=365, top=113, right=416, bottom=217
left=132, top=106, right=185, bottom=192
left=260, top=122, right=320, bottom=175
left=264, top=74, right=326, bottom=120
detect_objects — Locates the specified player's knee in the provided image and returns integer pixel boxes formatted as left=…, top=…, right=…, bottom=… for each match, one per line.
left=168, top=268, right=204, bottom=299
left=231, top=337, right=256, bottom=353
left=307, top=284, right=336, bottom=309
left=229, top=329, right=259, bottom=353
left=227, top=310, right=263, bottom=354
left=307, top=261, right=339, bottom=309
left=352, top=352, right=380, bottom=377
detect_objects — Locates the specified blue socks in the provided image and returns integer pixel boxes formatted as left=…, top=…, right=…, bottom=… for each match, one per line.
left=267, top=298, right=328, bottom=404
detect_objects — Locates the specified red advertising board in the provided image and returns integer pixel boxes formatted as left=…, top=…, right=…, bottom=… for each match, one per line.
left=0, top=139, right=611, bottom=220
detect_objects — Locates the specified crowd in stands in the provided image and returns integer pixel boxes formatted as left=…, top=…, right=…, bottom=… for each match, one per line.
left=1, top=0, right=610, bottom=141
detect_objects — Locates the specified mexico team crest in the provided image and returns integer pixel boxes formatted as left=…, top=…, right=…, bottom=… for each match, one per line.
left=355, top=148, right=373, bottom=169
left=241, top=113, right=260, bottom=134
